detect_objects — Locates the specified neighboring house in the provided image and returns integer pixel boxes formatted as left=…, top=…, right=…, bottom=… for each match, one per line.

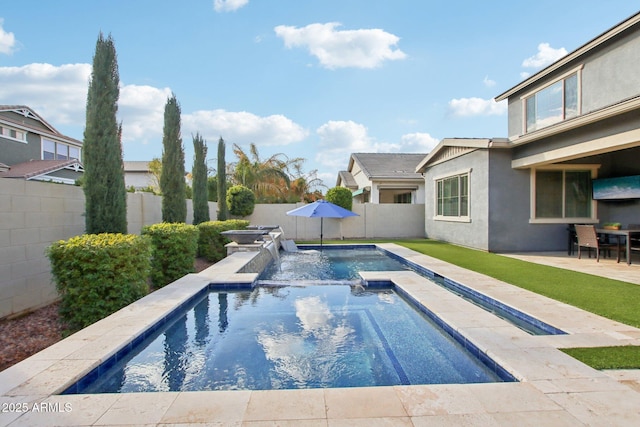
left=337, top=153, right=426, bottom=204
left=0, top=105, right=83, bottom=184
left=123, top=161, right=156, bottom=190
left=417, top=11, right=640, bottom=252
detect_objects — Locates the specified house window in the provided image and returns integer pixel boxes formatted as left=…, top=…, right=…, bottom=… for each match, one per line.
left=0, top=125, right=26, bottom=142
left=42, top=138, right=81, bottom=161
left=524, top=72, right=579, bottom=133
left=394, top=192, right=412, bottom=204
left=533, top=169, right=593, bottom=220
left=436, top=173, right=469, bottom=218
left=43, top=139, right=56, bottom=160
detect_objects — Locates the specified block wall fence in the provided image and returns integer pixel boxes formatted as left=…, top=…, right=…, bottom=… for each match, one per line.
left=0, top=179, right=425, bottom=319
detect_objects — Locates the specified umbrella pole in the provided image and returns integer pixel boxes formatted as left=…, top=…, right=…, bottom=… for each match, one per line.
left=320, top=217, right=323, bottom=249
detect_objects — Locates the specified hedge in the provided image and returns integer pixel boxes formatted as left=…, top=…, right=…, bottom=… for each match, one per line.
left=142, top=222, right=199, bottom=288
left=197, top=219, right=250, bottom=262
left=47, top=233, right=152, bottom=333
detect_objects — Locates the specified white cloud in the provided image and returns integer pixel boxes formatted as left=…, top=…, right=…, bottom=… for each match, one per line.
left=448, top=97, right=507, bottom=117
left=522, top=43, right=568, bottom=69
left=316, top=120, right=374, bottom=169
left=0, top=18, right=17, bottom=55
left=0, top=63, right=91, bottom=126
left=0, top=62, right=173, bottom=147
left=483, top=75, right=496, bottom=87
left=182, top=109, right=308, bottom=147
left=119, top=85, right=173, bottom=145
left=399, top=132, right=439, bottom=152
left=274, top=22, right=406, bottom=69
left=315, top=120, right=433, bottom=170
left=213, top=0, right=249, bottom=12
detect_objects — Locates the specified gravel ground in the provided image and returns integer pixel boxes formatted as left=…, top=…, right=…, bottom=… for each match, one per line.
left=0, top=258, right=214, bottom=372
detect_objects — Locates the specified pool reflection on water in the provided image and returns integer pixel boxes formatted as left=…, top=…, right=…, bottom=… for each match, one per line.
left=71, top=284, right=505, bottom=393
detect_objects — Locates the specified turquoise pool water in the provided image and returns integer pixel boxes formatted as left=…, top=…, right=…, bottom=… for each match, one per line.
left=70, top=284, right=504, bottom=393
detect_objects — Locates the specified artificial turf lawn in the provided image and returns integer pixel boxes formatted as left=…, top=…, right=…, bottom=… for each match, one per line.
left=315, top=238, right=640, bottom=369
left=364, top=239, right=640, bottom=329
left=561, top=346, right=640, bottom=369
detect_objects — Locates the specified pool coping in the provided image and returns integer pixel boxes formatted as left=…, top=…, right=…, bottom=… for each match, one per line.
left=2, top=243, right=640, bottom=425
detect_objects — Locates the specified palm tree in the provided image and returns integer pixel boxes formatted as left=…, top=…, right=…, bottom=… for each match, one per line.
left=288, top=164, right=326, bottom=202
left=231, top=143, right=304, bottom=202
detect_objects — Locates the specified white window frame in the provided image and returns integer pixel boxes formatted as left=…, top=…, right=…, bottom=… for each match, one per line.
left=433, top=169, right=471, bottom=223
left=0, top=124, right=27, bottom=143
left=521, top=65, right=583, bottom=134
left=529, top=164, right=599, bottom=224
left=41, top=138, right=81, bottom=161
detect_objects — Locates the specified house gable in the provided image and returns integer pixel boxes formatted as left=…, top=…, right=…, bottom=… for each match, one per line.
left=0, top=105, right=83, bottom=174
left=0, top=106, right=59, bottom=135
left=341, top=153, right=427, bottom=203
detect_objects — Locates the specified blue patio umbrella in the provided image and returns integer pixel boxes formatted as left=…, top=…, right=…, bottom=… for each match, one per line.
left=286, top=199, right=359, bottom=247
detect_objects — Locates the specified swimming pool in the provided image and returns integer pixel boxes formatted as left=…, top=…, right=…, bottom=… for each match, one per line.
left=65, top=283, right=508, bottom=393
left=63, top=245, right=523, bottom=394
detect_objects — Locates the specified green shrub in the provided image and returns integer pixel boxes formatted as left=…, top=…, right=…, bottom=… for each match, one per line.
left=197, top=219, right=250, bottom=262
left=226, top=185, right=255, bottom=217
left=47, top=233, right=151, bottom=333
left=142, top=222, right=199, bottom=288
left=326, top=186, right=353, bottom=211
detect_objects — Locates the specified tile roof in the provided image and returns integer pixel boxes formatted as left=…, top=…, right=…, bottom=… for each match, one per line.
left=350, top=153, right=426, bottom=179
left=0, top=159, right=83, bottom=179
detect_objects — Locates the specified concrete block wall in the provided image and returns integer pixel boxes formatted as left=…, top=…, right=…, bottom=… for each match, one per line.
left=246, top=203, right=425, bottom=241
left=0, top=179, right=85, bottom=319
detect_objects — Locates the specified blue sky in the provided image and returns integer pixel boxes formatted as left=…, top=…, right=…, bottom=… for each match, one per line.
left=1, top=1, right=639, bottom=187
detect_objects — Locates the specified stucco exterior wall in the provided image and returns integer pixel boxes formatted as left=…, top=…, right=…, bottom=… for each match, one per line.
left=423, top=149, right=576, bottom=253
left=124, top=172, right=155, bottom=190
left=422, top=149, right=490, bottom=250
left=1, top=133, right=42, bottom=166
left=487, top=150, right=569, bottom=252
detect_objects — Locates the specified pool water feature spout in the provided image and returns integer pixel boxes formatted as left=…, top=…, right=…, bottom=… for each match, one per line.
left=264, top=234, right=281, bottom=271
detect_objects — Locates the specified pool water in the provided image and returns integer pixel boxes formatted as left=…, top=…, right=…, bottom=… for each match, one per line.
left=74, top=284, right=503, bottom=393
left=258, top=247, right=410, bottom=282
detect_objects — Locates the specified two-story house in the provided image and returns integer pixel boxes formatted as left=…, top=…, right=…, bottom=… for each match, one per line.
left=416, top=11, right=640, bottom=252
left=337, top=153, right=426, bottom=204
left=0, top=105, right=83, bottom=184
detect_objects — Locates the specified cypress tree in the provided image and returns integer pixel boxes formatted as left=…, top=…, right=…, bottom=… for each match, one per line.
left=192, top=133, right=209, bottom=225
left=160, top=94, right=187, bottom=223
left=217, top=137, right=228, bottom=220
left=83, top=32, right=127, bottom=234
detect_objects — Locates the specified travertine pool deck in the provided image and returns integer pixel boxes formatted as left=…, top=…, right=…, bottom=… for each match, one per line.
left=1, top=243, right=640, bottom=426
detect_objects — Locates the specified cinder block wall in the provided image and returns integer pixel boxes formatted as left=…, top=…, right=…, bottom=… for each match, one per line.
left=1, top=179, right=425, bottom=319
left=0, top=179, right=85, bottom=318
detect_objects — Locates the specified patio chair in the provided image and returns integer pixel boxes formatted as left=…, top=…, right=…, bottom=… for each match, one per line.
left=629, top=224, right=640, bottom=254
left=575, top=224, right=620, bottom=262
